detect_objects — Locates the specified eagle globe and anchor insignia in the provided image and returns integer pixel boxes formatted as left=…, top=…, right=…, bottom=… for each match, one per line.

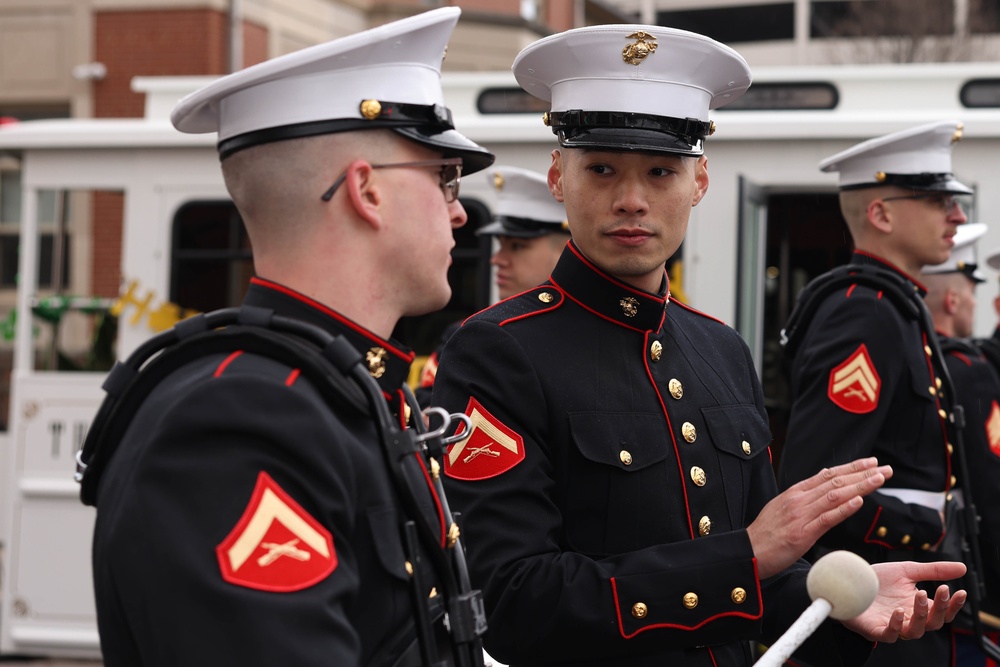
left=622, top=31, right=657, bottom=66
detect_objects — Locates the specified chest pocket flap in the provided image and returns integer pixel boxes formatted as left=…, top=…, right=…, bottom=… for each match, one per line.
left=701, top=404, right=771, bottom=461
left=568, top=412, right=670, bottom=471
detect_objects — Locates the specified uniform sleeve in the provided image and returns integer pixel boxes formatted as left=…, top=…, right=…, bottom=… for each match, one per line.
left=434, top=320, right=870, bottom=665
left=779, top=294, right=945, bottom=553
left=94, top=369, right=367, bottom=666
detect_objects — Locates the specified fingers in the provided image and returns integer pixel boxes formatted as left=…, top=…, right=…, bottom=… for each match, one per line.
left=797, top=463, right=891, bottom=533
left=942, top=589, right=967, bottom=625
left=906, top=560, right=967, bottom=583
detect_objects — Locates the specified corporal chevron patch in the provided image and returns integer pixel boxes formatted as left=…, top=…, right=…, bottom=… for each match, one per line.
left=986, top=400, right=1000, bottom=458
left=828, top=344, right=881, bottom=414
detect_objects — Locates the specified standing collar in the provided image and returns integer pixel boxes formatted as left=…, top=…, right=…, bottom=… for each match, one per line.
left=243, top=277, right=414, bottom=393
left=850, top=250, right=928, bottom=296
left=549, top=241, right=668, bottom=332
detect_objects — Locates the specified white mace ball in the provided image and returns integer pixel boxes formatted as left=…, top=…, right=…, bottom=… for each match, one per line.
left=807, top=550, right=879, bottom=620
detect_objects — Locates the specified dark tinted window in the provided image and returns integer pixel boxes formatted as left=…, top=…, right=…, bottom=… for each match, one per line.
left=658, top=3, right=794, bottom=43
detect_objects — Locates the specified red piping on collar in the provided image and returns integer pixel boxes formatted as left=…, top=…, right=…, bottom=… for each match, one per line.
left=567, top=243, right=669, bottom=305
left=853, top=250, right=928, bottom=292
left=251, top=277, right=415, bottom=363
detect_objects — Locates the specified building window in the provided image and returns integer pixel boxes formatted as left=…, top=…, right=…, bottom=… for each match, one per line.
left=811, top=0, right=954, bottom=38
left=657, top=3, right=795, bottom=43
left=0, top=168, right=69, bottom=289
left=170, top=201, right=253, bottom=313
left=970, top=0, right=1000, bottom=33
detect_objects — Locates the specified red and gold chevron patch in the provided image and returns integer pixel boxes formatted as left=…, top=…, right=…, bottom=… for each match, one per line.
left=828, top=344, right=881, bottom=414
left=216, top=471, right=336, bottom=593
left=444, top=397, right=525, bottom=481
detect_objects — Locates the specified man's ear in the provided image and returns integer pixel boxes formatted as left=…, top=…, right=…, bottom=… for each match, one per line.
left=945, top=288, right=960, bottom=316
left=692, top=155, right=709, bottom=206
left=344, top=160, right=384, bottom=230
left=867, top=197, right=892, bottom=234
left=548, top=150, right=564, bottom=202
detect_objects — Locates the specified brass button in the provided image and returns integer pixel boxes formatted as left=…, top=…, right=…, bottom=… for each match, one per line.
left=947, top=493, right=953, bottom=501
left=538, top=292, right=554, bottom=303
left=682, top=422, right=697, bottom=443
left=922, top=543, right=931, bottom=551
left=742, top=440, right=751, bottom=455
left=936, top=377, right=943, bottom=389
left=690, top=466, right=707, bottom=487
left=429, top=586, right=438, bottom=598
left=631, top=602, right=648, bottom=619
left=668, top=378, right=683, bottom=400
left=947, top=443, right=954, bottom=455
left=731, top=587, right=747, bottom=604
left=901, top=534, right=911, bottom=545
left=683, top=592, right=699, bottom=609
left=620, top=450, right=633, bottom=466
left=928, top=386, right=936, bottom=396
left=925, top=345, right=933, bottom=357
left=650, top=340, right=663, bottom=362
left=620, top=296, right=639, bottom=318
left=698, top=515, right=711, bottom=536
left=938, top=409, right=948, bottom=420
left=951, top=475, right=957, bottom=487
left=876, top=526, right=888, bottom=537
left=359, top=99, right=382, bottom=119
left=404, top=561, right=414, bottom=576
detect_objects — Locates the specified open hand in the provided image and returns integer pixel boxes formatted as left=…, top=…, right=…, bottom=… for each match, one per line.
left=841, top=560, right=967, bottom=641
left=748, top=457, right=891, bottom=578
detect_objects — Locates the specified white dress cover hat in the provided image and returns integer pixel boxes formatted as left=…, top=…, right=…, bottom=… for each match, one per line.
left=819, top=120, right=971, bottom=194
left=477, top=166, right=568, bottom=238
left=170, top=7, right=493, bottom=173
left=512, top=24, right=752, bottom=155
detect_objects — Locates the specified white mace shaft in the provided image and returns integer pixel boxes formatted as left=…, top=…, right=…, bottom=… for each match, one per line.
left=754, top=597, right=833, bottom=667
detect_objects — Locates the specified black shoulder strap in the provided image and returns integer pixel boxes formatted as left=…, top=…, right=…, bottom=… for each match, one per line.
left=77, top=306, right=367, bottom=507
left=780, top=263, right=921, bottom=359
left=975, top=337, right=1000, bottom=376
left=940, top=336, right=980, bottom=357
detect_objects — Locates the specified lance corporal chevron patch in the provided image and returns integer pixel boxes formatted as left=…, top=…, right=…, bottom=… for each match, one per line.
left=216, top=471, right=337, bottom=592
left=444, top=397, right=525, bottom=481
left=828, top=343, right=881, bottom=414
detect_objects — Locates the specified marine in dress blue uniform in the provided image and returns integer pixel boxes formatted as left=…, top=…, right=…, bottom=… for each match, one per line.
left=432, top=24, right=966, bottom=667
left=924, top=225, right=1000, bottom=664
left=779, top=121, right=973, bottom=666
left=85, top=9, right=494, bottom=667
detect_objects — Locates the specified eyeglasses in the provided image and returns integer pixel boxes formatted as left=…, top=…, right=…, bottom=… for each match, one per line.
left=320, top=158, right=463, bottom=203
left=881, top=192, right=965, bottom=213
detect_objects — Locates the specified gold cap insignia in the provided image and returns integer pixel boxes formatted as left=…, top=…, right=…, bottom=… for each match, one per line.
left=493, top=172, right=505, bottom=191
left=623, top=31, right=658, bottom=66
left=542, top=111, right=551, bottom=126
left=366, top=346, right=388, bottom=378
left=875, top=171, right=887, bottom=183
left=360, top=99, right=382, bottom=120
left=708, top=120, right=717, bottom=136
left=952, top=123, right=964, bottom=143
